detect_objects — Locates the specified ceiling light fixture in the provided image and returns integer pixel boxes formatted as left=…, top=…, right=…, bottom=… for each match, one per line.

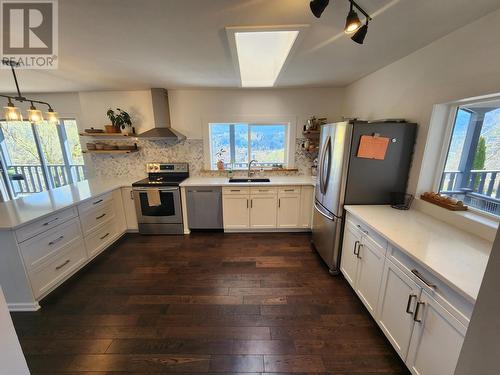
left=0, top=60, right=59, bottom=124
left=309, top=0, right=372, bottom=43
left=310, top=0, right=330, bottom=18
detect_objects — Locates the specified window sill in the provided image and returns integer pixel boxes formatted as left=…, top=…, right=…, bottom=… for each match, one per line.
left=413, top=198, right=498, bottom=242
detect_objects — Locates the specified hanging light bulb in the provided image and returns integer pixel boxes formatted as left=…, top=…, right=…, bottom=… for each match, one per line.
left=28, top=102, right=44, bottom=123
left=351, top=19, right=368, bottom=44
left=46, top=107, right=59, bottom=124
left=3, top=98, right=23, bottom=121
left=344, top=3, right=362, bottom=34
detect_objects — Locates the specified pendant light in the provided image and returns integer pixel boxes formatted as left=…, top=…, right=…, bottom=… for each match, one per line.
left=3, top=98, right=23, bottom=121
left=351, top=19, right=368, bottom=44
left=46, top=107, right=59, bottom=124
left=28, top=102, right=44, bottom=123
left=310, top=0, right=330, bottom=18
left=344, top=3, right=362, bottom=34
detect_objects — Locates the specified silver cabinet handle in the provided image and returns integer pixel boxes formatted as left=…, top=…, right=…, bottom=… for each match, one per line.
left=278, top=198, right=281, bottom=208
left=356, top=243, right=363, bottom=259
left=48, top=235, right=64, bottom=246
left=96, top=213, right=106, bottom=220
left=231, top=189, right=241, bottom=192
left=406, top=294, right=417, bottom=314
left=100, top=232, right=110, bottom=240
left=130, top=190, right=134, bottom=200
left=43, top=217, right=59, bottom=226
left=353, top=240, right=360, bottom=255
left=55, top=259, right=70, bottom=270
left=356, top=224, right=368, bottom=235
left=250, top=199, right=253, bottom=209
left=93, top=199, right=103, bottom=205
left=246, top=199, right=249, bottom=208
left=411, top=269, right=436, bottom=288
left=284, top=189, right=295, bottom=192
left=414, top=301, right=425, bottom=323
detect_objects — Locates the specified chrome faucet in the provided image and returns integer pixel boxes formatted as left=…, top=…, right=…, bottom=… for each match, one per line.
left=248, top=159, right=258, bottom=177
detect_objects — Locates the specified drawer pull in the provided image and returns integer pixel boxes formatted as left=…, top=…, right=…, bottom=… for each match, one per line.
left=406, top=294, right=417, bottom=314
left=259, top=189, right=269, bottom=192
left=356, top=224, right=368, bottom=235
left=230, top=189, right=240, bottom=192
left=93, top=199, right=104, bottom=205
left=278, top=198, right=281, bottom=208
left=284, top=189, right=295, bottom=192
left=413, top=301, right=425, bottom=323
left=100, top=232, right=110, bottom=240
left=353, top=240, right=360, bottom=255
left=43, top=217, right=59, bottom=226
left=130, top=190, right=134, bottom=200
left=411, top=269, right=436, bottom=288
left=96, top=213, right=107, bottom=220
left=48, top=235, right=64, bottom=246
left=356, top=243, right=363, bottom=259
left=55, top=259, right=70, bottom=270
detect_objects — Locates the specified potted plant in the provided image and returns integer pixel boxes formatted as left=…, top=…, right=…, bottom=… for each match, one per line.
left=216, top=148, right=226, bottom=171
left=106, top=108, right=132, bottom=134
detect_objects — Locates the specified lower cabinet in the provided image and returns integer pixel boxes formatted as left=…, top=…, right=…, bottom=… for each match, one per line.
left=250, top=194, right=277, bottom=228
left=222, top=194, right=250, bottom=229
left=277, top=190, right=300, bottom=228
left=121, top=187, right=138, bottom=230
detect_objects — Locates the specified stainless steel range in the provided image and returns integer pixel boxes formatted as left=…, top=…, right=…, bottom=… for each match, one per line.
left=132, top=163, right=189, bottom=234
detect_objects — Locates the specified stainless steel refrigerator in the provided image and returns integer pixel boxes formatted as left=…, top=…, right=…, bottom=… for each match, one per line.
left=312, top=120, right=416, bottom=274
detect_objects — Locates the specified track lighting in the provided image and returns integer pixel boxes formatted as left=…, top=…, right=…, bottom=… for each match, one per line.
left=351, top=20, right=368, bottom=44
left=309, top=0, right=372, bottom=44
left=344, top=3, right=362, bottom=34
left=1, top=60, right=57, bottom=124
left=310, top=0, right=330, bottom=18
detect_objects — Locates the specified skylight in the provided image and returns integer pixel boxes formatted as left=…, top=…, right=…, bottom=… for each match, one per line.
left=226, top=26, right=307, bottom=88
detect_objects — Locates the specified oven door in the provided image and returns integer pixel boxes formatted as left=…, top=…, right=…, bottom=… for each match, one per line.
left=133, top=187, right=182, bottom=224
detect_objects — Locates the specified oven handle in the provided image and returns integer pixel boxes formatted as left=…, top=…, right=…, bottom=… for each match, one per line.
left=133, top=187, right=179, bottom=192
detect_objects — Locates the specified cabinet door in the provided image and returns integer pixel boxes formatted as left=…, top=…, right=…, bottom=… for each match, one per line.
left=377, top=259, right=421, bottom=361
left=406, top=290, right=466, bottom=375
left=121, top=188, right=138, bottom=230
left=355, top=235, right=386, bottom=316
left=250, top=195, right=277, bottom=228
left=340, top=220, right=363, bottom=287
left=277, top=194, right=300, bottom=228
left=223, top=195, right=249, bottom=229
left=299, top=186, right=314, bottom=228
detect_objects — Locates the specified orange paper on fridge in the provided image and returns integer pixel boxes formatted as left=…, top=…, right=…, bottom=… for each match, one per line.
left=357, top=135, right=390, bottom=160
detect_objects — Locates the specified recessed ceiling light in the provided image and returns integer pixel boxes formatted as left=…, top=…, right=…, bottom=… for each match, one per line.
left=226, top=26, right=308, bottom=88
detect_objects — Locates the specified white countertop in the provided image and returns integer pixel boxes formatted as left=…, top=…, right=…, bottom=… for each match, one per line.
left=0, top=178, right=137, bottom=230
left=180, top=175, right=316, bottom=187
left=344, top=205, right=492, bottom=302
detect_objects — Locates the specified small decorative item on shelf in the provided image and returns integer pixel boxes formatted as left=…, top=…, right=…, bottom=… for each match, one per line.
left=311, top=157, right=318, bottom=176
left=95, top=143, right=105, bottom=150
left=106, top=108, right=133, bottom=134
left=84, top=127, right=104, bottom=134
left=86, top=142, right=96, bottom=150
left=303, top=116, right=327, bottom=133
left=420, top=192, right=468, bottom=211
left=271, top=164, right=283, bottom=170
left=216, top=148, right=226, bottom=171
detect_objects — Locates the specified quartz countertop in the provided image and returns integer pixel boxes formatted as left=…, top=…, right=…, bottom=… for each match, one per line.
left=180, top=175, right=316, bottom=187
left=0, top=177, right=138, bottom=230
left=344, top=205, right=492, bottom=302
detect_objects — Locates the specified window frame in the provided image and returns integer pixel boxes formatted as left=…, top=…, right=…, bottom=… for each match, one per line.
left=204, top=117, right=296, bottom=170
left=0, top=117, right=85, bottom=199
left=433, top=98, right=500, bottom=220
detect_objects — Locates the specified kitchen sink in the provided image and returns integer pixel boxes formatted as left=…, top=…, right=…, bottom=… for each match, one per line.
left=228, top=178, right=271, bottom=183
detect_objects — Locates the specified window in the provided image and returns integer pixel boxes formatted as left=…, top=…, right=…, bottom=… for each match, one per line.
left=208, top=123, right=290, bottom=170
left=0, top=119, right=86, bottom=199
left=438, top=100, right=500, bottom=216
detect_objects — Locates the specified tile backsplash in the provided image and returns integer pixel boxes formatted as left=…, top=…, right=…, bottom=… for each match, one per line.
left=87, top=138, right=316, bottom=179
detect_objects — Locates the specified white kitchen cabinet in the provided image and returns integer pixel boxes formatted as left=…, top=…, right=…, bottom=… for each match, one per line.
left=406, top=290, right=466, bottom=375
left=223, top=195, right=250, bottom=229
left=112, top=189, right=127, bottom=234
left=340, top=220, right=363, bottom=287
left=299, top=186, right=314, bottom=228
left=277, top=192, right=300, bottom=228
left=355, top=233, right=386, bottom=316
left=121, top=187, right=138, bottom=230
left=250, top=194, right=278, bottom=228
left=377, top=258, right=421, bottom=360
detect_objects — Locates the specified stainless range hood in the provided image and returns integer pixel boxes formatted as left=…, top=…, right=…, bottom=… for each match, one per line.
left=136, top=88, right=186, bottom=141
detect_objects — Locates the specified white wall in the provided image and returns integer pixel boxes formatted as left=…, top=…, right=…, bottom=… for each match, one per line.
left=343, top=9, right=500, bottom=194
left=168, top=87, right=345, bottom=139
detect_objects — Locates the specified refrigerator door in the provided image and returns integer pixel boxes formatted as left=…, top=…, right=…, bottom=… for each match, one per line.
left=312, top=201, right=343, bottom=274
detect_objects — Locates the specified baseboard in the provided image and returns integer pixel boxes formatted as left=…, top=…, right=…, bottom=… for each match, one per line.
left=8, top=302, right=40, bottom=312
left=224, top=228, right=312, bottom=233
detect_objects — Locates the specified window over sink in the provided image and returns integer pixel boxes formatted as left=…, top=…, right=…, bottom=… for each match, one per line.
left=207, top=122, right=291, bottom=170
left=438, top=99, right=500, bottom=216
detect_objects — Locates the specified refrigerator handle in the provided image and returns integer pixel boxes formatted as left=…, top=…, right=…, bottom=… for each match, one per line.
left=322, top=136, right=332, bottom=193
left=314, top=202, right=335, bottom=221
left=319, top=135, right=331, bottom=194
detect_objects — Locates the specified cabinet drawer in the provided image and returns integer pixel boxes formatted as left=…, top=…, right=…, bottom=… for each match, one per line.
left=77, top=192, right=113, bottom=215
left=250, top=187, right=277, bottom=195
left=28, top=240, right=86, bottom=299
left=19, top=217, right=83, bottom=271
left=80, top=201, right=116, bottom=236
left=222, top=187, right=250, bottom=195
left=15, top=207, right=77, bottom=243
left=346, top=212, right=388, bottom=252
left=84, top=219, right=118, bottom=259
left=278, top=186, right=300, bottom=195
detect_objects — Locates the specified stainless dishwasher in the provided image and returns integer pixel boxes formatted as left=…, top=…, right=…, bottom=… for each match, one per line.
left=186, top=187, right=223, bottom=229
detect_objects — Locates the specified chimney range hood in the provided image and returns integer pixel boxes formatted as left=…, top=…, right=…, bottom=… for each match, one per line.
left=136, top=88, right=186, bottom=141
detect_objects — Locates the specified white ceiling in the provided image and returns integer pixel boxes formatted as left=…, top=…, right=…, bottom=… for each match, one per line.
left=1, top=0, right=499, bottom=92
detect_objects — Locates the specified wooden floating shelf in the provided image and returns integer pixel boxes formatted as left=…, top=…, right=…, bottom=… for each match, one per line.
left=83, top=149, right=139, bottom=154
left=302, top=130, right=320, bottom=136
left=79, top=132, right=136, bottom=137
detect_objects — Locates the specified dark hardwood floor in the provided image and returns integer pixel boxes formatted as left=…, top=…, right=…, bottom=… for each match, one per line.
left=11, top=232, right=410, bottom=374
